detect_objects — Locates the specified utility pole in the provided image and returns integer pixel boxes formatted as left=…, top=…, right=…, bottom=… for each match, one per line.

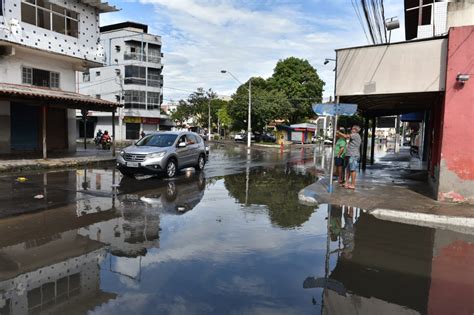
left=221, top=70, right=252, bottom=149
left=247, top=79, right=252, bottom=149
left=208, top=93, right=212, bottom=140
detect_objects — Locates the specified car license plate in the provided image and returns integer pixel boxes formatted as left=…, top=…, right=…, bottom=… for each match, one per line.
left=126, top=162, right=139, bottom=168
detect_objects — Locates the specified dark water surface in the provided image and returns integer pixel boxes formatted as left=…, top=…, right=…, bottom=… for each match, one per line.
left=0, top=162, right=473, bottom=314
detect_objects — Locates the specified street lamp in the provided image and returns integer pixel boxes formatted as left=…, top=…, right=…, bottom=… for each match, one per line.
left=221, top=70, right=252, bottom=149
left=324, top=57, right=338, bottom=193
left=324, top=58, right=336, bottom=65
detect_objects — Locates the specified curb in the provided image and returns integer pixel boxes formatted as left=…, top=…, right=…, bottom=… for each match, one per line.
left=0, top=157, right=116, bottom=174
left=298, top=182, right=474, bottom=233
left=369, top=209, right=474, bottom=234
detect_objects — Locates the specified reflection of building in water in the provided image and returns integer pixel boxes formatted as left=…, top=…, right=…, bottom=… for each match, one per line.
left=79, top=208, right=160, bottom=258
left=317, top=210, right=474, bottom=315
left=325, top=213, right=434, bottom=314
left=0, top=190, right=119, bottom=315
left=0, top=230, right=115, bottom=315
left=428, top=229, right=474, bottom=314
left=75, top=169, right=116, bottom=216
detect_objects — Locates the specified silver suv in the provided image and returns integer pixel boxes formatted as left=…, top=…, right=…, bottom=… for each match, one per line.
left=117, top=131, right=207, bottom=178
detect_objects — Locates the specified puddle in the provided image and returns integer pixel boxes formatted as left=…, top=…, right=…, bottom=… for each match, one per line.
left=0, top=164, right=473, bottom=314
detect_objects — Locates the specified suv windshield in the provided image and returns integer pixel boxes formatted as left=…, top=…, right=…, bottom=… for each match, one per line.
left=136, top=134, right=178, bottom=147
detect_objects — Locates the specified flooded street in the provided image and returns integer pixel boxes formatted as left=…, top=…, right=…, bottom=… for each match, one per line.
left=0, top=145, right=473, bottom=314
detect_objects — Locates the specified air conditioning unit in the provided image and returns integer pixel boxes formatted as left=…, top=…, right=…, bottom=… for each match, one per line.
left=0, top=45, right=15, bottom=58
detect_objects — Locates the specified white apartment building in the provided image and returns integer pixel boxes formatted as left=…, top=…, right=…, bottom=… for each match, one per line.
left=78, top=21, right=173, bottom=142
left=0, top=0, right=119, bottom=157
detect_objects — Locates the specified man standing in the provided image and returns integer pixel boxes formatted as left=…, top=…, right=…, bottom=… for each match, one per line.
left=337, top=125, right=361, bottom=189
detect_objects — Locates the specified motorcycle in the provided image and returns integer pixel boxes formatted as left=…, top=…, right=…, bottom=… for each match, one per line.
left=101, top=137, right=112, bottom=150
left=94, top=135, right=102, bottom=146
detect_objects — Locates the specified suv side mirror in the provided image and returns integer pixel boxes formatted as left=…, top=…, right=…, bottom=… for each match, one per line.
left=178, top=142, right=187, bottom=148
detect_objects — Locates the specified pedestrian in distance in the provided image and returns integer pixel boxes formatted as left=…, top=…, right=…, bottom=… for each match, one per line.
left=334, top=127, right=347, bottom=185
left=141, top=130, right=146, bottom=139
left=94, top=129, right=103, bottom=146
left=337, top=125, right=361, bottom=190
left=100, top=130, right=112, bottom=150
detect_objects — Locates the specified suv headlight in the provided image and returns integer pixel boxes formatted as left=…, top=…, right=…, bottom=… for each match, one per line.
left=147, top=152, right=165, bottom=159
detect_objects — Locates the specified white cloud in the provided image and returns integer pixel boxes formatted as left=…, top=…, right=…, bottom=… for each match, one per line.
left=104, top=0, right=404, bottom=102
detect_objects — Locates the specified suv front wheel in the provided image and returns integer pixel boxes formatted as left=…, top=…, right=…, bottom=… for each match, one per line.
left=195, top=154, right=206, bottom=171
left=166, top=159, right=177, bottom=178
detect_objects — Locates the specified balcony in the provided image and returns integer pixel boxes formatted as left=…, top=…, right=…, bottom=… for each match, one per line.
left=124, top=53, right=147, bottom=61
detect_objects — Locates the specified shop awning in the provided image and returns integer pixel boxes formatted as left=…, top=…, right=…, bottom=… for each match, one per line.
left=0, top=83, right=120, bottom=112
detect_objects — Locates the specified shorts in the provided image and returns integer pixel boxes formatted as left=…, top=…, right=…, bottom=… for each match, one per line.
left=345, top=156, right=360, bottom=172
left=335, top=157, right=345, bottom=167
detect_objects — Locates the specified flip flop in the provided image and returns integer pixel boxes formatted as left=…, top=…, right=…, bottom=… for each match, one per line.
left=346, top=185, right=356, bottom=190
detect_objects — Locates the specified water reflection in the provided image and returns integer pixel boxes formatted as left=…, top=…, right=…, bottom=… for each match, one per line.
left=304, top=205, right=474, bottom=315
left=224, top=165, right=316, bottom=228
left=1, top=166, right=474, bottom=314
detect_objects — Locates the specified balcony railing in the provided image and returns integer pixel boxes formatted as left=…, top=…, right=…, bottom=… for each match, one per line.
left=124, top=53, right=147, bottom=61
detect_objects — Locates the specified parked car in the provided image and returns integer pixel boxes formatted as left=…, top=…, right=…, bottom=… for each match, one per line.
left=234, top=133, right=245, bottom=142
left=261, top=133, right=276, bottom=143
left=117, top=131, right=207, bottom=178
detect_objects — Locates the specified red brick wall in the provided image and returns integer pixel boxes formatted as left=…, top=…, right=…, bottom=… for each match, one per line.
left=438, top=26, right=474, bottom=202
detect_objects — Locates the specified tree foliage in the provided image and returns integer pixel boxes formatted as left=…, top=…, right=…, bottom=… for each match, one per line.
left=227, top=57, right=324, bottom=131
left=171, top=88, right=228, bottom=130
left=227, top=77, right=292, bottom=132
left=172, top=57, right=324, bottom=131
left=268, top=57, right=324, bottom=123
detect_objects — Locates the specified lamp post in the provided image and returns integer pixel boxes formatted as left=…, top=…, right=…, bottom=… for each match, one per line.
left=324, top=58, right=337, bottom=193
left=221, top=70, right=252, bottom=149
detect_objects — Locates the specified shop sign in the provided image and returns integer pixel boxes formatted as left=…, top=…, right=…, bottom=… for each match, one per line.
left=143, top=117, right=160, bottom=125
left=123, top=117, right=142, bottom=123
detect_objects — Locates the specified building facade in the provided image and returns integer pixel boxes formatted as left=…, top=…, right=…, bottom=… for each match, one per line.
left=78, top=22, right=172, bottom=142
left=335, top=2, right=474, bottom=202
left=0, top=0, right=118, bottom=157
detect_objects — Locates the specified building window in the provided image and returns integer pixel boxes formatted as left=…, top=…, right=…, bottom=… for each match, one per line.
left=124, top=66, right=146, bottom=85
left=83, top=72, right=90, bottom=82
left=96, top=71, right=101, bottom=77
left=147, top=92, right=161, bottom=111
left=50, top=72, right=60, bottom=88
left=22, top=67, right=33, bottom=84
left=21, top=0, right=79, bottom=38
left=126, top=123, right=141, bottom=140
left=148, top=44, right=161, bottom=63
left=27, top=273, right=81, bottom=314
left=124, top=90, right=146, bottom=109
left=124, top=40, right=146, bottom=61
left=95, top=94, right=101, bottom=99
left=22, top=67, right=60, bottom=88
left=147, top=68, right=162, bottom=87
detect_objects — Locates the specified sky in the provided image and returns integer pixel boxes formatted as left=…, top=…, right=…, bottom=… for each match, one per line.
left=100, top=0, right=405, bottom=103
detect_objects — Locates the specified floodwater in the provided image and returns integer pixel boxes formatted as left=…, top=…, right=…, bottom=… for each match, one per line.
left=0, top=147, right=473, bottom=314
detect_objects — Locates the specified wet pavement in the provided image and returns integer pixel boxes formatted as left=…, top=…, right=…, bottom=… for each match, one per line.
left=0, top=145, right=474, bottom=314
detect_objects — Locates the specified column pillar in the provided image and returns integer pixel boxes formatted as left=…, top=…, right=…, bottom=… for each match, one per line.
left=112, top=110, right=116, bottom=157
left=42, top=105, right=47, bottom=159
left=0, top=101, right=11, bottom=154
left=371, top=117, right=376, bottom=164
left=361, top=116, right=369, bottom=170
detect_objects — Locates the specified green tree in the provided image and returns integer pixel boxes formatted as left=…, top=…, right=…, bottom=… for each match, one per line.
left=171, top=88, right=219, bottom=128
left=170, top=99, right=193, bottom=127
left=228, top=77, right=291, bottom=132
left=267, top=57, right=324, bottom=123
